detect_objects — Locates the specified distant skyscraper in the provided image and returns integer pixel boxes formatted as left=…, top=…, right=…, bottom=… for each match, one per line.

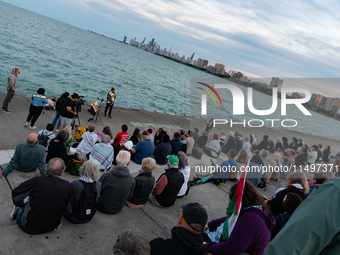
left=195, top=58, right=203, bottom=67
left=150, top=38, right=155, bottom=47
left=214, top=63, right=225, bottom=74
left=142, top=37, right=146, bottom=44
left=269, top=77, right=284, bottom=91
left=202, top=60, right=208, bottom=69
left=123, top=36, right=127, bottom=43
left=189, top=53, right=195, bottom=64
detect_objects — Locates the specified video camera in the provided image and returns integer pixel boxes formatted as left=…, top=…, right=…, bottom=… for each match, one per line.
left=75, top=95, right=86, bottom=113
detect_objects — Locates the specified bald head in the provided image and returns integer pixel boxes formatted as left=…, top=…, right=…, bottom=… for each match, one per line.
left=27, top=133, right=38, bottom=145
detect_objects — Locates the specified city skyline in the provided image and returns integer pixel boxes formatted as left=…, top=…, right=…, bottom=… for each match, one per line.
left=2, top=0, right=340, bottom=98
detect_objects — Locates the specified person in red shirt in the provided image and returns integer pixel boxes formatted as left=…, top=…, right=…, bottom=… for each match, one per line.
left=113, top=124, right=129, bottom=146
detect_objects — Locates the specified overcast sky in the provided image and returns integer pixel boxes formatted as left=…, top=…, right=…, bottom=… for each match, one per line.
left=2, top=0, right=340, bottom=97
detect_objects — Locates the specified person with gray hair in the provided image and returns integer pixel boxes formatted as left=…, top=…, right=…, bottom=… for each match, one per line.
left=90, top=134, right=114, bottom=172
left=2, top=67, right=20, bottom=113
left=96, top=150, right=135, bottom=214
left=0, top=132, right=46, bottom=178
left=149, top=155, right=184, bottom=207
left=10, top=157, right=73, bottom=234
left=177, top=151, right=191, bottom=198
left=65, top=159, right=102, bottom=224
left=113, top=228, right=150, bottom=255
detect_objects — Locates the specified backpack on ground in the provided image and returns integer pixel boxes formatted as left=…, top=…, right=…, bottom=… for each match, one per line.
left=192, top=147, right=202, bottom=159
left=75, top=127, right=86, bottom=140
left=38, top=130, right=51, bottom=147
left=74, top=180, right=97, bottom=221
left=257, top=178, right=267, bottom=191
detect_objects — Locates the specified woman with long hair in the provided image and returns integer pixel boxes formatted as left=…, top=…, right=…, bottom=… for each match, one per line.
left=204, top=181, right=275, bottom=255
left=322, top=145, right=331, bottom=163
left=97, top=125, right=113, bottom=144
left=129, top=128, right=141, bottom=146
left=267, top=171, right=309, bottom=216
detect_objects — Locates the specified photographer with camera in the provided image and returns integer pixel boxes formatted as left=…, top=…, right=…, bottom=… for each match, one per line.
left=59, top=93, right=79, bottom=132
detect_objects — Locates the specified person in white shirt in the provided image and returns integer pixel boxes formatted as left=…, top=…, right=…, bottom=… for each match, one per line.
left=308, top=145, right=318, bottom=164
left=37, top=123, right=56, bottom=151
left=202, top=134, right=221, bottom=158
left=76, top=125, right=97, bottom=158
left=177, top=151, right=191, bottom=198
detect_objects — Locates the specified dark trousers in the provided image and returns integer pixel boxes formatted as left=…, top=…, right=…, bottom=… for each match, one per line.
left=26, top=104, right=43, bottom=126
left=104, top=103, right=113, bottom=117
left=2, top=90, right=15, bottom=110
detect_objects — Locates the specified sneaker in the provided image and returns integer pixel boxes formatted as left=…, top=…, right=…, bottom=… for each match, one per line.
left=9, top=205, right=17, bottom=220
left=1, top=108, right=11, bottom=113
left=56, top=129, right=59, bottom=132
left=24, top=122, right=28, bottom=127
left=109, top=116, right=111, bottom=118
left=29, top=126, right=36, bottom=130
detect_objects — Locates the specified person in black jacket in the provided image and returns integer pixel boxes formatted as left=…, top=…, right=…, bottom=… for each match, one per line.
left=150, top=202, right=208, bottom=255
left=295, top=148, right=308, bottom=169
left=52, top=92, right=69, bottom=131
left=255, top=135, right=269, bottom=151
left=221, top=132, right=237, bottom=154
left=46, top=130, right=79, bottom=165
left=10, top=158, right=73, bottom=234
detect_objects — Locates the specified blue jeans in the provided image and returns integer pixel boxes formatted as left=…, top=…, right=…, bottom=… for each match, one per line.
left=52, top=110, right=61, bottom=129
left=330, top=155, right=340, bottom=159
left=202, top=146, right=218, bottom=158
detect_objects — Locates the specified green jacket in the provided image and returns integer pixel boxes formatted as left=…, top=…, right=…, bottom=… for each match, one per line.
left=2, top=143, right=46, bottom=176
left=264, top=178, right=340, bottom=255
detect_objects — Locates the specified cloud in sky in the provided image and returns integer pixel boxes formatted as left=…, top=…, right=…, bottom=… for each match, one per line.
left=3, top=0, right=340, bottom=97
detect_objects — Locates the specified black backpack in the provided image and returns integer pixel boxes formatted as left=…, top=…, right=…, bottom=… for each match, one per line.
left=38, top=130, right=51, bottom=147
left=74, top=181, right=98, bottom=220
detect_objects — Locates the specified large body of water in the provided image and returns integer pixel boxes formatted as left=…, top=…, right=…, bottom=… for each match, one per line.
left=0, top=1, right=339, bottom=139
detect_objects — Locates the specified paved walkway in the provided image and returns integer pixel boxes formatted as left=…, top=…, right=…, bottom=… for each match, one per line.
left=0, top=94, right=339, bottom=254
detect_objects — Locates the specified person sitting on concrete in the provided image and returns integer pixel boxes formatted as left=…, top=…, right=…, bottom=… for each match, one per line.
left=255, top=135, right=269, bottom=151
left=317, top=144, right=323, bottom=162
left=37, top=123, right=56, bottom=151
left=235, top=134, right=243, bottom=153
left=264, top=177, right=340, bottom=255
left=150, top=202, right=208, bottom=255
left=113, top=140, right=133, bottom=165
left=65, top=159, right=101, bottom=224
left=308, top=145, right=318, bottom=164
left=268, top=137, right=275, bottom=153
left=131, top=131, right=154, bottom=164
left=148, top=128, right=154, bottom=142
left=96, top=125, right=113, bottom=144
left=308, top=172, right=328, bottom=197
left=271, top=192, right=303, bottom=240
left=193, top=128, right=199, bottom=146
left=267, top=171, right=309, bottom=216
left=154, top=134, right=172, bottom=165
left=126, top=157, right=156, bottom=208
left=221, top=132, right=237, bottom=154
left=286, top=149, right=296, bottom=171
left=113, top=228, right=150, bottom=255
left=180, top=130, right=187, bottom=153
left=204, top=181, right=275, bottom=255
left=129, top=128, right=142, bottom=146
left=185, top=130, right=195, bottom=156
left=295, top=148, right=308, bottom=169
left=113, top=124, right=129, bottom=147
left=46, top=131, right=79, bottom=165
left=0, top=133, right=46, bottom=178
left=246, top=155, right=264, bottom=187
left=76, top=125, right=97, bottom=158
left=154, top=128, right=167, bottom=146
left=89, top=134, right=114, bottom=172
left=219, top=149, right=238, bottom=181
left=149, top=155, right=184, bottom=207
left=322, top=145, right=331, bottom=163
left=170, top=132, right=182, bottom=156
left=197, top=131, right=208, bottom=148
left=96, top=150, right=135, bottom=214
left=263, top=152, right=281, bottom=184
left=242, top=136, right=251, bottom=155
left=10, top=158, right=72, bottom=234
left=202, top=134, right=221, bottom=158
left=177, top=151, right=191, bottom=198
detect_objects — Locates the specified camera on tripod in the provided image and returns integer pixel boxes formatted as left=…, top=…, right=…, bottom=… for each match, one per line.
left=75, top=95, right=86, bottom=113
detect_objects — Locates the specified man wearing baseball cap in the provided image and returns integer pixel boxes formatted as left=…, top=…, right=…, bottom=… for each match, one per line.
left=148, top=155, right=184, bottom=207
left=150, top=202, right=208, bottom=254
left=131, top=130, right=154, bottom=164
left=221, top=131, right=237, bottom=155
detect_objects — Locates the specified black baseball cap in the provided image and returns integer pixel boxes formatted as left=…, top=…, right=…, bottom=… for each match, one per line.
left=142, top=130, right=150, bottom=135
left=181, top=203, right=208, bottom=232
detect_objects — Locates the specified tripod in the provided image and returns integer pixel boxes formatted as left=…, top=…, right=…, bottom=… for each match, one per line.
left=88, top=98, right=104, bottom=126
left=71, top=112, right=82, bottom=130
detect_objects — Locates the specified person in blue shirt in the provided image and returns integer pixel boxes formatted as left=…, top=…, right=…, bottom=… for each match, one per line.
left=132, top=130, right=155, bottom=164
left=24, top=88, right=48, bottom=129
left=219, top=149, right=238, bottom=181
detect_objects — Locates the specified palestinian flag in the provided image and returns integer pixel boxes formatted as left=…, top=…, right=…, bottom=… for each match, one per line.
left=222, top=156, right=250, bottom=241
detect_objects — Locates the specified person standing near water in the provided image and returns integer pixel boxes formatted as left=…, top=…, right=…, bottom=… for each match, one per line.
left=104, top=87, right=116, bottom=118
left=2, top=67, right=20, bottom=113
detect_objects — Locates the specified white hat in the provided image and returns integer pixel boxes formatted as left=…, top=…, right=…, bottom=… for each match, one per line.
left=124, top=141, right=133, bottom=150
left=228, top=132, right=235, bottom=137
